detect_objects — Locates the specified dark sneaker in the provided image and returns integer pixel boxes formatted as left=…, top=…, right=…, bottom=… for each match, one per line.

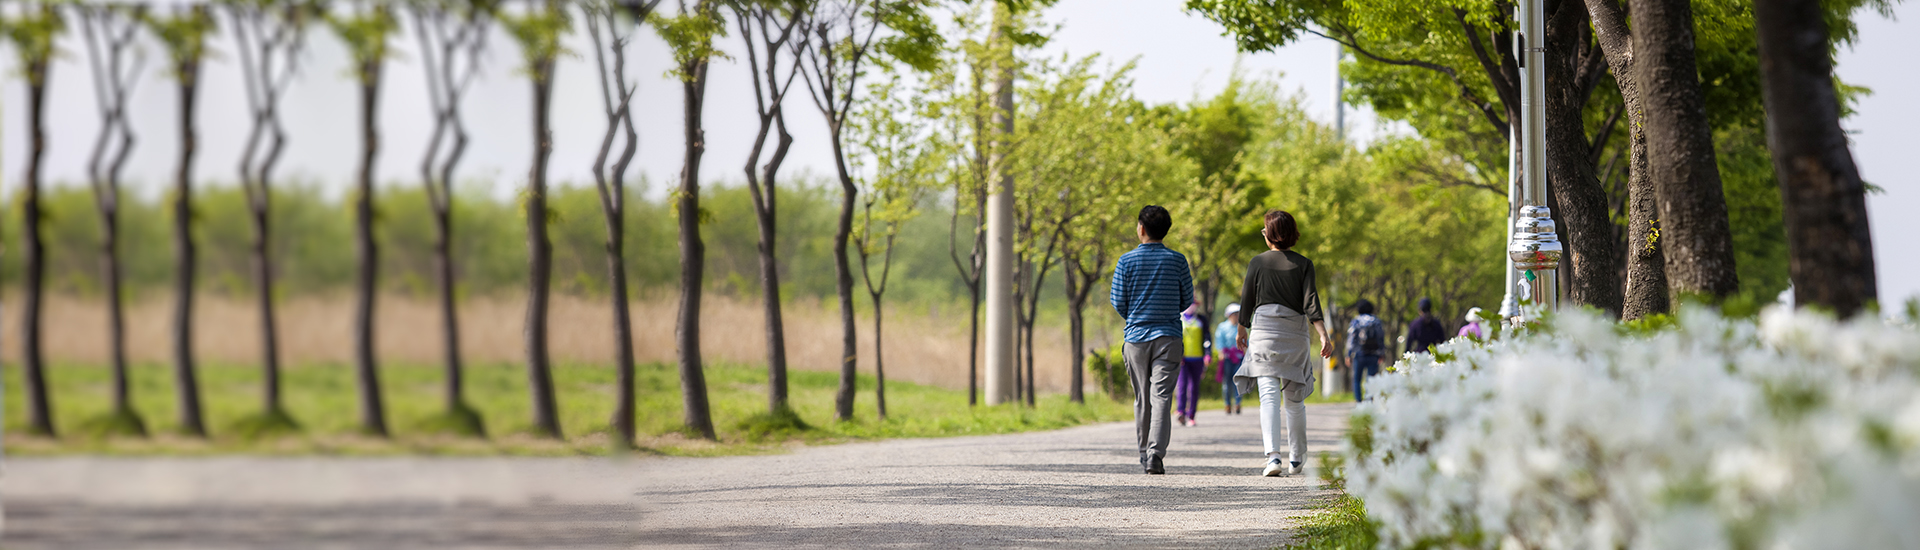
left=1147, top=455, right=1165, bottom=475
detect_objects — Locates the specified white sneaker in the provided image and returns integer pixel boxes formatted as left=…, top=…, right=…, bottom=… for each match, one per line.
left=1262, top=457, right=1284, bottom=477
left=1289, top=462, right=1304, bottom=476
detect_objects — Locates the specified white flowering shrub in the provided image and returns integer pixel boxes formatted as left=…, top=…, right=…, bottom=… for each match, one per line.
left=1345, top=305, right=1920, bottom=549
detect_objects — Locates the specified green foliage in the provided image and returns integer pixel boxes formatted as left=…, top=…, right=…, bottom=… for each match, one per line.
left=651, top=0, right=726, bottom=81
left=498, top=0, right=571, bottom=73
left=142, top=5, right=217, bottom=80
left=1, top=2, right=65, bottom=84
left=1085, top=343, right=1128, bottom=400
left=735, top=406, right=812, bottom=443
left=78, top=407, right=149, bottom=439
left=415, top=402, right=488, bottom=438
left=874, top=0, right=944, bottom=72
left=324, top=1, right=399, bottom=79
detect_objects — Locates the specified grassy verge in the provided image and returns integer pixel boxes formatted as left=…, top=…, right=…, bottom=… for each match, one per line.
left=4, top=360, right=1133, bottom=457
left=1282, top=490, right=1379, bottom=550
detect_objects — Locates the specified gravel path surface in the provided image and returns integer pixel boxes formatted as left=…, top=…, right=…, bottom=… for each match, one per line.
left=3, top=403, right=1352, bottom=549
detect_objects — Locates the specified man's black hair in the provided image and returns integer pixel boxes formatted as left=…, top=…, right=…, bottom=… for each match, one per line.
left=1138, top=205, right=1172, bottom=240
left=1418, top=297, right=1432, bottom=313
left=1354, top=298, right=1375, bottom=316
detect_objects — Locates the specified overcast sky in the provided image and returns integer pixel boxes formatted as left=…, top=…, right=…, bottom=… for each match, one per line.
left=2, top=0, right=1914, bottom=304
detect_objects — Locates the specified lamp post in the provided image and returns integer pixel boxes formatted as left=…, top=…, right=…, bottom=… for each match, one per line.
left=1504, top=0, right=1559, bottom=317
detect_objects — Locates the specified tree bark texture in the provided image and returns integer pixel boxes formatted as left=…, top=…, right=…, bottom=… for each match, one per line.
left=524, top=54, right=561, bottom=439
left=1544, top=0, right=1623, bottom=317
left=1753, top=0, right=1878, bottom=317
left=1583, top=0, right=1672, bottom=320
left=752, top=131, right=793, bottom=414
left=353, top=61, right=389, bottom=438
left=172, top=55, right=206, bottom=436
left=678, top=54, right=716, bottom=439
left=1628, top=0, right=1740, bottom=299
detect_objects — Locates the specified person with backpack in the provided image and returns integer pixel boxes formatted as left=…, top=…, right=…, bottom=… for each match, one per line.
left=1232, top=210, right=1332, bottom=477
left=1346, top=299, right=1387, bottom=402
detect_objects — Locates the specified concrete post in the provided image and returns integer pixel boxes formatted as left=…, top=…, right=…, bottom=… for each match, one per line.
left=983, top=6, right=1017, bottom=405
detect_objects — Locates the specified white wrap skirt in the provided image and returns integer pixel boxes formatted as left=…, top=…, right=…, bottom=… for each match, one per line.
left=1234, top=303, right=1316, bottom=398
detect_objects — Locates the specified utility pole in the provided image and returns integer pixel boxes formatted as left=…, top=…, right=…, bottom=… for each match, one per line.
left=983, top=2, right=1017, bottom=405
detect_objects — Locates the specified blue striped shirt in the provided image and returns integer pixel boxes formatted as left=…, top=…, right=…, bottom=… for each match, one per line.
left=1110, top=243, right=1195, bottom=343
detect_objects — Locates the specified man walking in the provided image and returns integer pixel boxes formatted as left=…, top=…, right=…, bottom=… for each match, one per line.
left=1405, top=298, right=1445, bottom=354
left=1110, top=205, right=1194, bottom=475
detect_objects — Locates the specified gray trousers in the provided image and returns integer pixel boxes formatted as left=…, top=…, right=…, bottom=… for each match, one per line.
left=1124, top=336, right=1180, bottom=459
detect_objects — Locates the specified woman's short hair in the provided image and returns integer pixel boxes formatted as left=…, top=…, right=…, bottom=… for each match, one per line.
left=1263, top=210, right=1299, bottom=249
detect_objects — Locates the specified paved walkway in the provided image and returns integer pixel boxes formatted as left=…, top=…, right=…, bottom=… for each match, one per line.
left=3, top=403, right=1352, bottom=549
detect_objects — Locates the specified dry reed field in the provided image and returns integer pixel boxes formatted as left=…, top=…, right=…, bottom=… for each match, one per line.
left=8, top=292, right=1099, bottom=393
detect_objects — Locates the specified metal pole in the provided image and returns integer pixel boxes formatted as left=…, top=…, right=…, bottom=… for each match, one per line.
left=983, top=3, right=1017, bottom=405
left=1521, top=0, right=1557, bottom=311
left=1505, top=0, right=1561, bottom=317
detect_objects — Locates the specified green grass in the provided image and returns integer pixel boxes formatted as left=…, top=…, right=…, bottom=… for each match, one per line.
left=4, top=360, right=1135, bottom=457
left=1282, top=490, right=1380, bottom=550
left=1281, top=452, right=1380, bottom=550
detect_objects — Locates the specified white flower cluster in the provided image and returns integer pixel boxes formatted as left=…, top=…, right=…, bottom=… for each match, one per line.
left=1345, top=305, right=1920, bottom=549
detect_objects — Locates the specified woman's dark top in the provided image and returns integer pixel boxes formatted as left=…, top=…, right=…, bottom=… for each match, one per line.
left=1237, top=249, right=1324, bottom=329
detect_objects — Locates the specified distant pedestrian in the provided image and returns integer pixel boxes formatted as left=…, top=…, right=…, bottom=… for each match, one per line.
left=1346, top=299, right=1386, bottom=402
left=1214, top=303, right=1245, bottom=415
left=1405, top=298, right=1446, bottom=354
left=1110, top=205, right=1195, bottom=475
left=1457, top=307, right=1489, bottom=341
left=1233, top=210, right=1332, bottom=477
left=1177, top=305, right=1208, bottom=426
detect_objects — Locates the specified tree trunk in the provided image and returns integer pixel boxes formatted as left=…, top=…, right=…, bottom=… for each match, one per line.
left=101, top=174, right=132, bottom=428
left=872, top=298, right=888, bottom=420
left=967, top=280, right=981, bottom=406
left=252, top=192, right=281, bottom=413
left=434, top=199, right=463, bottom=411
left=1629, top=0, right=1740, bottom=300
left=1583, top=0, right=1671, bottom=320
left=1753, top=0, right=1878, bottom=317
left=755, top=171, right=790, bottom=414
left=606, top=215, right=636, bottom=442
left=172, top=64, right=206, bottom=437
left=22, top=59, right=54, bottom=437
left=525, top=54, right=561, bottom=439
left=831, top=148, right=859, bottom=421
left=1064, top=265, right=1089, bottom=404
left=677, top=55, right=716, bottom=439
left=1544, top=1, right=1622, bottom=317
left=353, top=68, right=388, bottom=438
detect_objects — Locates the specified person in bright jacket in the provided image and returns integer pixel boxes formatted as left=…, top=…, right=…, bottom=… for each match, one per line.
left=1176, top=305, right=1208, bottom=426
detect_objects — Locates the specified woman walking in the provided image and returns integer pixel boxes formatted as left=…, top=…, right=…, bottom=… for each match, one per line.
left=1234, top=210, right=1334, bottom=477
